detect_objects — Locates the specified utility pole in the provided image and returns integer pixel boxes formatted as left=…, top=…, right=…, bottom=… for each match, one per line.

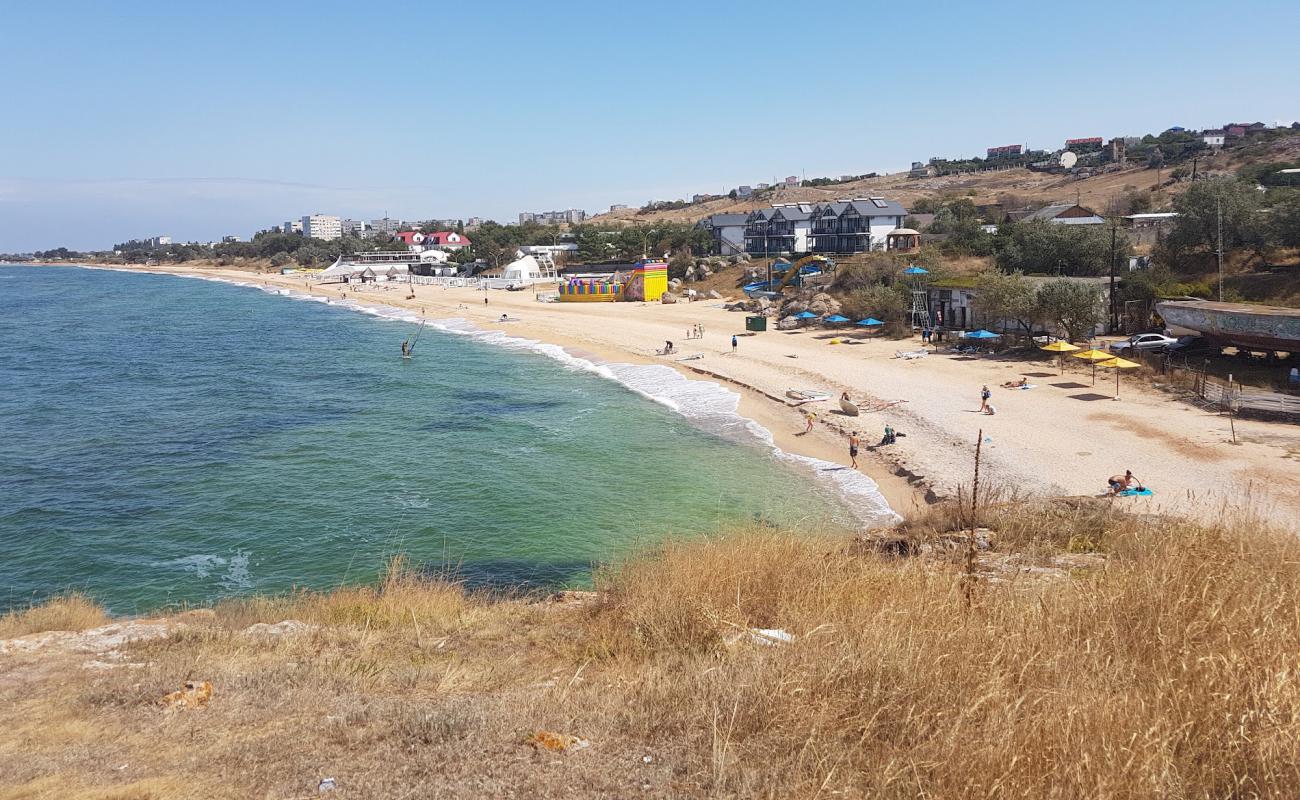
left=1108, top=219, right=1119, bottom=333
left=1216, top=194, right=1224, bottom=302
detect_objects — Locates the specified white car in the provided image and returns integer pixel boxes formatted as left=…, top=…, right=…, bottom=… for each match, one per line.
left=1110, top=333, right=1177, bottom=354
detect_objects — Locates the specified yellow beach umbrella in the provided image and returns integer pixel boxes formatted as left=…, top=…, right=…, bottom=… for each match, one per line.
left=1097, top=356, right=1140, bottom=399
left=1039, top=340, right=1080, bottom=374
left=1072, top=348, right=1113, bottom=385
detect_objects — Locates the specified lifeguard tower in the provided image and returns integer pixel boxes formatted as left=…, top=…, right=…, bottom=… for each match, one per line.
left=903, top=265, right=931, bottom=330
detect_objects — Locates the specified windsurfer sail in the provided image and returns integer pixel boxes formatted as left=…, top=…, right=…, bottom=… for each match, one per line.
left=403, top=320, right=427, bottom=359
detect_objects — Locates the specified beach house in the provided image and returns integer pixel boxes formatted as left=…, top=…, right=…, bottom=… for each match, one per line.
left=744, top=204, right=814, bottom=256
left=697, top=213, right=749, bottom=257
left=809, top=198, right=907, bottom=254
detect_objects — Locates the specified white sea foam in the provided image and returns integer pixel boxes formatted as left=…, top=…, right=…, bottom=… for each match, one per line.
left=76, top=266, right=900, bottom=526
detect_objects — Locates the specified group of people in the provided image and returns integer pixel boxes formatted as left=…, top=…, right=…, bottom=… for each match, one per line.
left=685, top=322, right=705, bottom=340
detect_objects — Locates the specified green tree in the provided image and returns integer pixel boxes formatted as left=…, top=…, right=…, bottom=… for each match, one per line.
left=1163, top=177, right=1265, bottom=256
left=1268, top=193, right=1300, bottom=247
left=972, top=271, right=1039, bottom=333
left=996, top=220, right=1122, bottom=277
left=1036, top=280, right=1103, bottom=342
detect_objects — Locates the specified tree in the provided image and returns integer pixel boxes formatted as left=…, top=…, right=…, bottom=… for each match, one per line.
left=1268, top=193, right=1300, bottom=247
left=995, top=220, right=1123, bottom=277
left=1036, top=280, right=1103, bottom=342
left=1162, top=177, right=1265, bottom=256
left=842, top=283, right=907, bottom=328
left=972, top=271, right=1039, bottom=333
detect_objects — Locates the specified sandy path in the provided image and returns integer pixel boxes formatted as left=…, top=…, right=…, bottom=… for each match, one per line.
left=117, top=266, right=1300, bottom=529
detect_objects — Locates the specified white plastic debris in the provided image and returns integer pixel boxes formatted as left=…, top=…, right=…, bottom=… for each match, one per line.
left=318, top=778, right=336, bottom=792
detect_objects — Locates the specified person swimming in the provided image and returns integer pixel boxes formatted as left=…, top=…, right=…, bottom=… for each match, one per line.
left=401, top=339, right=410, bottom=357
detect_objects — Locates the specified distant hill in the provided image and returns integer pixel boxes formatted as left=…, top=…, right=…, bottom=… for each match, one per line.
left=588, top=132, right=1300, bottom=225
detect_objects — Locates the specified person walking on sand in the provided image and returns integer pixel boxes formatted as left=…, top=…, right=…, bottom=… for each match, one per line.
left=848, top=431, right=861, bottom=468
left=979, top=384, right=991, bottom=412
left=731, top=334, right=738, bottom=354
left=803, top=409, right=816, bottom=434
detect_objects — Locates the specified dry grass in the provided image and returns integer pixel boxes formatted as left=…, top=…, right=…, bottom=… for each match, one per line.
left=1, top=510, right=1298, bottom=798
left=0, top=593, right=108, bottom=639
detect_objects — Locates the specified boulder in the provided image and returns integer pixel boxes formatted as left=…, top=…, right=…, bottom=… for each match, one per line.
left=731, top=253, right=751, bottom=264
left=707, top=290, right=722, bottom=299
left=777, top=315, right=801, bottom=330
left=668, top=278, right=683, bottom=291
left=660, top=292, right=678, bottom=304
left=683, top=266, right=697, bottom=282
left=698, top=265, right=713, bottom=278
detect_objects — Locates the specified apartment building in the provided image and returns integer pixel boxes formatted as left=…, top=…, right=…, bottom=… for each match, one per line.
left=742, top=197, right=908, bottom=256
left=301, top=215, right=342, bottom=240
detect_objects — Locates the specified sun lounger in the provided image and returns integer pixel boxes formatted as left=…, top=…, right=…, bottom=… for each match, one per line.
left=895, top=349, right=928, bottom=360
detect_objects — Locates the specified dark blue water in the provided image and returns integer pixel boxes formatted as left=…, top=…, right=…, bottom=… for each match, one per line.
left=0, top=265, right=868, bottom=613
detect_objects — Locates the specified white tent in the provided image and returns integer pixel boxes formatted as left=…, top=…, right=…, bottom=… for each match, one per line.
left=501, top=255, right=543, bottom=282
left=419, top=249, right=449, bottom=264
left=319, top=256, right=351, bottom=278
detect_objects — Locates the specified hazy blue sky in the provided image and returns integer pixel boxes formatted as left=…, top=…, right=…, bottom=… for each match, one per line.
left=2, top=0, right=1297, bottom=251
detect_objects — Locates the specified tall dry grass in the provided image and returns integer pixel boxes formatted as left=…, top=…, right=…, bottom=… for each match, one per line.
left=0, top=593, right=108, bottom=639
left=3, top=509, right=1298, bottom=798
left=578, top=510, right=1300, bottom=797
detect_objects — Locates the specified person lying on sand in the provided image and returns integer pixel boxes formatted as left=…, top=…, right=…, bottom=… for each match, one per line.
left=1002, top=378, right=1029, bottom=389
left=1108, top=470, right=1143, bottom=495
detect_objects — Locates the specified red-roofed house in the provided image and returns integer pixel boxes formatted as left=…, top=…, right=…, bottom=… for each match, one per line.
left=395, top=231, right=426, bottom=248
left=424, top=231, right=471, bottom=251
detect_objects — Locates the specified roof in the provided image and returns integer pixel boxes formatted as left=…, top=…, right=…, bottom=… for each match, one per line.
left=770, top=205, right=812, bottom=222
left=1027, top=203, right=1105, bottom=224
left=425, top=231, right=471, bottom=246
left=817, top=198, right=907, bottom=218
left=1124, top=213, right=1179, bottom=220
left=889, top=228, right=921, bottom=236
left=701, top=213, right=749, bottom=227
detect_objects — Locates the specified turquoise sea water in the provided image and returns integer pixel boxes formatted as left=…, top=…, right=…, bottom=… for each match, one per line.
left=0, top=265, right=892, bottom=614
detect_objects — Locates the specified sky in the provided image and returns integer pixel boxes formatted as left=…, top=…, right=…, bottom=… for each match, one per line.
left=1, top=0, right=1298, bottom=252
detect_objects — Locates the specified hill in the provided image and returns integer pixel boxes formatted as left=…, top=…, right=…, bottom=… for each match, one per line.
left=589, top=132, right=1300, bottom=226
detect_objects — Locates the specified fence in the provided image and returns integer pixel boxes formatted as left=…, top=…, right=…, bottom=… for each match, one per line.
left=1128, top=349, right=1300, bottom=420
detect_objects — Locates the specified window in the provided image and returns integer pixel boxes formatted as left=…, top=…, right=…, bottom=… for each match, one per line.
left=871, top=198, right=888, bottom=208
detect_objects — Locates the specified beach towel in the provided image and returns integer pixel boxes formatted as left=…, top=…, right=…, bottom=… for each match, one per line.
left=1118, top=488, right=1153, bottom=497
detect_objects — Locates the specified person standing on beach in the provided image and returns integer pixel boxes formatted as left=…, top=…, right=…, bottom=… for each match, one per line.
left=731, top=334, right=738, bottom=354
left=803, top=409, right=816, bottom=434
left=979, top=384, right=991, bottom=412
left=848, top=431, right=860, bottom=468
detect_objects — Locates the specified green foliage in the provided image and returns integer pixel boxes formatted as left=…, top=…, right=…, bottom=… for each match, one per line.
left=841, top=283, right=907, bottom=325
left=1162, top=177, right=1266, bottom=256
left=269, top=252, right=291, bottom=267
left=995, top=220, right=1127, bottom=277
left=1268, top=193, right=1300, bottom=247
left=1036, top=279, right=1103, bottom=341
left=972, top=271, right=1039, bottom=333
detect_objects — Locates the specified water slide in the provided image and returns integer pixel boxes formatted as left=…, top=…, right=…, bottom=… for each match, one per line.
left=775, top=255, right=831, bottom=292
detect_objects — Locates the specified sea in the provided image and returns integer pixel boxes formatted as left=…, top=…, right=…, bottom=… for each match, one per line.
left=0, top=264, right=895, bottom=614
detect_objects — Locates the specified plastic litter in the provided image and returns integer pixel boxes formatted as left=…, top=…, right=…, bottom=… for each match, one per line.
left=318, top=777, right=337, bottom=792
left=526, top=730, right=591, bottom=753
left=160, top=681, right=212, bottom=710
left=725, top=627, right=795, bottom=647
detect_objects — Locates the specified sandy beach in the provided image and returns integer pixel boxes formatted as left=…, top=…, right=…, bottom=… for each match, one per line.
left=100, top=265, right=1300, bottom=528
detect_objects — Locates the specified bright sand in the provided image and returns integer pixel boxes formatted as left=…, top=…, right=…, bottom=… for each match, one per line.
left=115, top=266, right=1300, bottom=528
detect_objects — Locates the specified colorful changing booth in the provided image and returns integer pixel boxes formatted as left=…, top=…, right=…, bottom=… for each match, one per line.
left=557, top=259, right=668, bottom=303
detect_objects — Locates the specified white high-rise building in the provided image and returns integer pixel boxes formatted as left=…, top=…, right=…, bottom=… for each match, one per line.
left=301, top=214, right=342, bottom=241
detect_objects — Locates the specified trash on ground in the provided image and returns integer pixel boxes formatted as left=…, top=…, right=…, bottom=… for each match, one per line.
left=526, top=730, right=591, bottom=752
left=160, top=680, right=212, bottom=709
left=318, top=777, right=337, bottom=792
left=724, top=627, right=795, bottom=647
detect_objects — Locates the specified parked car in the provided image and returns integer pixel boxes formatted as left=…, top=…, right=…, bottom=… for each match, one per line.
left=1165, top=335, right=1218, bottom=356
left=1110, top=333, right=1177, bottom=354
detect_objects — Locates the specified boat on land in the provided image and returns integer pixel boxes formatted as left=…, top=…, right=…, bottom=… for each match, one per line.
left=1156, top=300, right=1300, bottom=353
left=786, top=388, right=831, bottom=404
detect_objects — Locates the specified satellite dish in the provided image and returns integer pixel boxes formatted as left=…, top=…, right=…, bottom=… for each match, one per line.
left=1059, top=151, right=1078, bottom=169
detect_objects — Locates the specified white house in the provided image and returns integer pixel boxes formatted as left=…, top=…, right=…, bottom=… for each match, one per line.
left=1202, top=130, right=1226, bottom=148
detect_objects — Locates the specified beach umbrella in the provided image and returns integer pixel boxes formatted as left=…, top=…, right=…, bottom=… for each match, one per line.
left=1072, top=348, right=1113, bottom=385
left=855, top=317, right=884, bottom=326
left=962, top=329, right=1001, bottom=339
left=1097, top=356, right=1140, bottom=399
left=1039, top=340, right=1080, bottom=374
left=794, top=310, right=819, bottom=319
left=823, top=314, right=851, bottom=324
left=902, top=266, right=929, bottom=275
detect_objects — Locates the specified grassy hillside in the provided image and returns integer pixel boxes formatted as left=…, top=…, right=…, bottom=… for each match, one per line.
left=2, top=499, right=1297, bottom=798
left=591, top=133, right=1300, bottom=227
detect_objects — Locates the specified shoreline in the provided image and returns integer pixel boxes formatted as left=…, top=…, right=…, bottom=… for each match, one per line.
left=15, top=261, right=1300, bottom=531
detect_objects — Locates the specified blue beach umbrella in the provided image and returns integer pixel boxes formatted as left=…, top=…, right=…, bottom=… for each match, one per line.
left=794, top=311, right=819, bottom=319
left=902, top=266, right=929, bottom=275
left=962, top=329, right=1002, bottom=339
left=823, top=314, right=851, bottom=324
left=855, top=317, right=884, bottom=326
